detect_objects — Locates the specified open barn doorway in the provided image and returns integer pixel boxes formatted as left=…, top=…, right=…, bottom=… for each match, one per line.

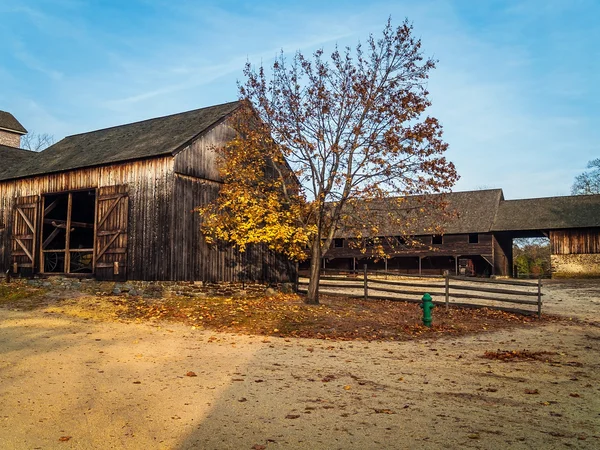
left=512, top=237, right=551, bottom=278
left=41, top=190, right=96, bottom=274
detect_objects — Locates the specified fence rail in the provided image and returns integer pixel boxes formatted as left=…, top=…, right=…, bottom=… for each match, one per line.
left=298, top=265, right=543, bottom=317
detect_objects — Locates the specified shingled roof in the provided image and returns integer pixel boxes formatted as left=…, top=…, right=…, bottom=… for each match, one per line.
left=336, top=189, right=505, bottom=237
left=336, top=188, right=600, bottom=237
left=492, top=194, right=600, bottom=231
left=0, top=145, right=37, bottom=179
left=0, top=101, right=241, bottom=181
left=0, top=111, right=27, bottom=134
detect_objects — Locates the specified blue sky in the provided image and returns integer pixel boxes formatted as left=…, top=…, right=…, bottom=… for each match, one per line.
left=1, top=0, right=598, bottom=199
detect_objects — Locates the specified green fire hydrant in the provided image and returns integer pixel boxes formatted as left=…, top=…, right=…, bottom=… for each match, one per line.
left=420, top=293, right=435, bottom=327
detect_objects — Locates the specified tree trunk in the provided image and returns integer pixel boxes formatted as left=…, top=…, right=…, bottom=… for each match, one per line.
left=305, top=240, right=322, bottom=304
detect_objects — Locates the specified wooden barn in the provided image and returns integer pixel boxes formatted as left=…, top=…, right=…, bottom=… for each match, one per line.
left=320, top=189, right=510, bottom=276
left=0, top=102, right=294, bottom=282
left=317, top=189, right=600, bottom=278
left=493, top=194, right=600, bottom=277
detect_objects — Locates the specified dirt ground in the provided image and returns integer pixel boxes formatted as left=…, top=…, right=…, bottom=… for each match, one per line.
left=0, top=280, right=599, bottom=449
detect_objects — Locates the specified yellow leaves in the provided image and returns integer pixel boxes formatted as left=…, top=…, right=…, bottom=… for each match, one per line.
left=199, top=131, right=313, bottom=261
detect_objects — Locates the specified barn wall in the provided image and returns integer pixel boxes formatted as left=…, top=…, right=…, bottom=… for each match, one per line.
left=550, top=228, right=600, bottom=277
left=325, top=233, right=494, bottom=260
left=550, top=228, right=600, bottom=255
left=170, top=173, right=294, bottom=283
left=0, top=157, right=175, bottom=279
left=173, top=120, right=236, bottom=182
left=492, top=232, right=513, bottom=276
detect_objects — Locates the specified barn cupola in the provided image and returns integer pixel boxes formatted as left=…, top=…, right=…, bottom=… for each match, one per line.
left=0, top=110, right=27, bottom=148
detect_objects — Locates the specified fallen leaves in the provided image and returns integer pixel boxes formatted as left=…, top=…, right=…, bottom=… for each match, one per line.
left=185, top=371, right=197, bottom=377
left=373, top=408, right=395, bottom=414
left=483, top=350, right=556, bottom=362
left=58, top=436, right=72, bottom=442
left=52, top=291, right=558, bottom=341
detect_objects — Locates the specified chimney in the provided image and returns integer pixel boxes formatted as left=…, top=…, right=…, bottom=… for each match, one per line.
left=0, top=110, right=27, bottom=148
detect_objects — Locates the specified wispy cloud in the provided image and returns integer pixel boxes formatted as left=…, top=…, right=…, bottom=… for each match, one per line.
left=12, top=44, right=64, bottom=81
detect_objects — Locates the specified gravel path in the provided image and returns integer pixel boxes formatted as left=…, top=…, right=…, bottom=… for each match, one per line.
left=0, top=281, right=599, bottom=449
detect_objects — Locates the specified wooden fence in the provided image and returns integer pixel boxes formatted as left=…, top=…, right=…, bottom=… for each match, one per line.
left=297, top=266, right=543, bottom=317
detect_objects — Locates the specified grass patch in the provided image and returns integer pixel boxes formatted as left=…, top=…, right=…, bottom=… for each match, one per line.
left=0, top=283, right=47, bottom=309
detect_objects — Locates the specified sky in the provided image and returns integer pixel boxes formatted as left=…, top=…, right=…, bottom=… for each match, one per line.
left=1, top=0, right=598, bottom=199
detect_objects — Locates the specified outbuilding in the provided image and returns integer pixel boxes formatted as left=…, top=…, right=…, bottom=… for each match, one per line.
left=0, top=102, right=294, bottom=282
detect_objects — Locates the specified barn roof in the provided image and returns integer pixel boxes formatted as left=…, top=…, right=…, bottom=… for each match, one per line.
left=436, top=189, right=504, bottom=234
left=492, top=194, right=600, bottom=231
left=0, top=110, right=27, bottom=134
left=336, top=189, right=504, bottom=237
left=337, top=189, right=600, bottom=237
left=0, top=145, right=37, bottom=178
left=0, top=101, right=241, bottom=181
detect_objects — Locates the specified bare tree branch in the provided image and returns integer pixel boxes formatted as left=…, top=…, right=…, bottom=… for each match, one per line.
left=20, top=131, right=54, bottom=152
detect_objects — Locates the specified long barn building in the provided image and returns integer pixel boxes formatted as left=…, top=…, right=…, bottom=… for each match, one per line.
left=0, top=103, right=293, bottom=282
left=319, top=189, right=600, bottom=278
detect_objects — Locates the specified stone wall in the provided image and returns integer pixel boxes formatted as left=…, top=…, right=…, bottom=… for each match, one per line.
left=0, top=130, right=21, bottom=148
left=551, top=254, right=600, bottom=278
left=19, top=276, right=294, bottom=297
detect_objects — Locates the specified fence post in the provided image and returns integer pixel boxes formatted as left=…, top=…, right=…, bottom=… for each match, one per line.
left=444, top=270, right=450, bottom=310
left=537, top=276, right=542, bottom=318
left=363, top=264, right=368, bottom=301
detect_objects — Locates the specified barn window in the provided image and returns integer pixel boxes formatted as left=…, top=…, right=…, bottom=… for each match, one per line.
left=432, top=235, right=443, bottom=245
left=333, top=238, right=344, bottom=248
left=469, top=233, right=479, bottom=244
left=41, top=190, right=96, bottom=274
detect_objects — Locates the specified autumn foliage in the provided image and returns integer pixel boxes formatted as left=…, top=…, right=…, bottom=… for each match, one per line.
left=199, top=108, right=314, bottom=261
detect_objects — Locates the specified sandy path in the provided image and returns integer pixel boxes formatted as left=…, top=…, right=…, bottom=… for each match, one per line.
left=0, top=284, right=599, bottom=449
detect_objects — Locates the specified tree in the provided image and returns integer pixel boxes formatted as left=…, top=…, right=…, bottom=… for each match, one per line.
left=572, top=159, right=600, bottom=195
left=202, top=19, right=458, bottom=304
left=21, top=131, right=54, bottom=152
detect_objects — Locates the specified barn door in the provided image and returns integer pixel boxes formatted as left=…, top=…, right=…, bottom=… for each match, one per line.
left=94, top=185, right=128, bottom=281
left=11, top=195, right=40, bottom=276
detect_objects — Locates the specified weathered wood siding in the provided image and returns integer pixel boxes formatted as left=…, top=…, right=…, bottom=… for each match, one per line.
left=325, top=233, right=494, bottom=260
left=550, top=228, right=600, bottom=255
left=174, top=120, right=236, bottom=182
left=0, top=157, right=174, bottom=279
left=492, top=232, right=512, bottom=276
left=170, top=174, right=294, bottom=282
left=170, top=119, right=293, bottom=283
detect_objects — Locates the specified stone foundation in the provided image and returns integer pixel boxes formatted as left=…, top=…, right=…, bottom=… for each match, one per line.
left=15, top=276, right=295, bottom=297
left=551, top=254, right=600, bottom=278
